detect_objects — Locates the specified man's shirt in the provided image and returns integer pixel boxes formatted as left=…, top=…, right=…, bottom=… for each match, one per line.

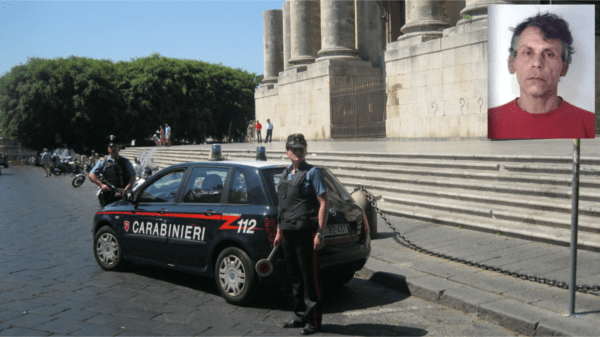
left=41, top=152, right=51, bottom=165
left=267, top=122, right=273, bottom=130
left=488, top=98, right=595, bottom=139
left=165, top=126, right=171, bottom=136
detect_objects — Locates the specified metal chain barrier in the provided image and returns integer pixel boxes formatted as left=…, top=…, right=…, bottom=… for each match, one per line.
left=353, top=185, right=600, bottom=296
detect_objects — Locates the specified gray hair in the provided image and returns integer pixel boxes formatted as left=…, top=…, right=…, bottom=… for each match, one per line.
left=508, top=13, right=574, bottom=71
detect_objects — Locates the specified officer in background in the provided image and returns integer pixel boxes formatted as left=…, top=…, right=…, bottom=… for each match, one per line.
left=89, top=135, right=136, bottom=207
left=273, top=133, right=329, bottom=336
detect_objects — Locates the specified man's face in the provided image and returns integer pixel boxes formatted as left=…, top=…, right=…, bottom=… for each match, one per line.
left=286, top=147, right=306, bottom=162
left=509, top=26, right=568, bottom=100
left=108, top=145, right=119, bottom=156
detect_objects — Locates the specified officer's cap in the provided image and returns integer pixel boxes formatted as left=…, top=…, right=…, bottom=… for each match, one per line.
left=106, top=135, right=118, bottom=147
left=286, top=133, right=307, bottom=149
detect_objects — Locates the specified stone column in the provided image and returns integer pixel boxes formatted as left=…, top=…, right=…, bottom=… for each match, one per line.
left=288, top=0, right=321, bottom=66
left=398, top=0, right=450, bottom=41
left=316, top=0, right=359, bottom=61
left=283, top=1, right=292, bottom=70
left=262, top=10, right=284, bottom=84
left=457, top=0, right=512, bottom=25
left=356, top=0, right=382, bottom=67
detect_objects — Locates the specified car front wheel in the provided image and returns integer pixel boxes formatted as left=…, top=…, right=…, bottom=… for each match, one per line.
left=93, top=226, right=128, bottom=271
left=215, top=247, right=256, bottom=305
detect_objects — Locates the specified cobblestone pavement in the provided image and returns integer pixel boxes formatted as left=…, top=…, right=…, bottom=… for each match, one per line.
left=0, top=166, right=516, bottom=336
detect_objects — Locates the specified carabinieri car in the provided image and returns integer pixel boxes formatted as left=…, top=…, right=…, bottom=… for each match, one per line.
left=92, top=160, right=371, bottom=305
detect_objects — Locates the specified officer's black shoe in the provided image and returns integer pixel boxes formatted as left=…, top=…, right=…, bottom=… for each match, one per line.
left=300, top=324, right=318, bottom=335
left=282, top=320, right=303, bottom=329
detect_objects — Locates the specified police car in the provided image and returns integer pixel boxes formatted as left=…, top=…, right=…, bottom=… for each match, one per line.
left=92, top=158, right=371, bottom=305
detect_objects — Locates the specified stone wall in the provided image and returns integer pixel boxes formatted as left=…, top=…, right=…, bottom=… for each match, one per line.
left=255, top=59, right=381, bottom=141
left=385, top=22, right=488, bottom=140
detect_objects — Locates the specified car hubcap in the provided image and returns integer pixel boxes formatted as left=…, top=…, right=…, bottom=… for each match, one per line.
left=96, top=233, right=119, bottom=266
left=218, top=255, right=246, bottom=297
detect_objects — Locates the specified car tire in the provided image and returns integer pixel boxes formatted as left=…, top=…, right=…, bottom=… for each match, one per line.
left=323, top=268, right=356, bottom=288
left=72, top=176, right=85, bottom=187
left=215, top=247, right=257, bottom=306
left=93, top=226, right=128, bottom=271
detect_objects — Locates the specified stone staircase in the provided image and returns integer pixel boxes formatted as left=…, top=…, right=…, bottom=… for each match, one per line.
left=120, top=146, right=600, bottom=252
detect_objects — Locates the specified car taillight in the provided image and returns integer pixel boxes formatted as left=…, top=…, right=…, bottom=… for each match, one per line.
left=362, top=211, right=370, bottom=235
left=264, top=218, right=278, bottom=243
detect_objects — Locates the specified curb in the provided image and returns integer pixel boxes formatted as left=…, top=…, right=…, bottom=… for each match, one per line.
left=357, top=259, right=600, bottom=336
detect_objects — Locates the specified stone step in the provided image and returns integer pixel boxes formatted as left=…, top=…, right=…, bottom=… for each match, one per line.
left=333, top=169, right=600, bottom=202
left=372, top=201, right=600, bottom=252
left=123, top=147, right=600, bottom=177
left=212, top=150, right=600, bottom=177
left=341, top=177, right=600, bottom=217
left=344, top=180, right=599, bottom=234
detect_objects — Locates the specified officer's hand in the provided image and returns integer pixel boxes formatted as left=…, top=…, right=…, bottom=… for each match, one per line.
left=314, top=234, right=324, bottom=250
left=273, top=233, right=282, bottom=247
left=101, top=184, right=111, bottom=192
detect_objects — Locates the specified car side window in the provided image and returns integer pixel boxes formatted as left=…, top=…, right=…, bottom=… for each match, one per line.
left=182, top=167, right=229, bottom=204
left=228, top=169, right=249, bottom=204
left=139, top=170, right=185, bottom=203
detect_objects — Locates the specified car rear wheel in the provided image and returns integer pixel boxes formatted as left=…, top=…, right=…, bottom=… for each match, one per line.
left=72, top=176, right=85, bottom=187
left=94, top=226, right=128, bottom=271
left=215, top=247, right=256, bottom=305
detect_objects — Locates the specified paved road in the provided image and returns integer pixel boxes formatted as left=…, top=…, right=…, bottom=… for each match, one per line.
left=0, top=166, right=517, bottom=336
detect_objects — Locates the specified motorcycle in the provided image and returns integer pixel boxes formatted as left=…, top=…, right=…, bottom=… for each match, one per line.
left=72, top=162, right=92, bottom=187
left=51, top=149, right=81, bottom=176
left=132, top=166, right=153, bottom=191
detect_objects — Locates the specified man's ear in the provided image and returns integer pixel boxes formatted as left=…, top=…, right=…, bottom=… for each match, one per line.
left=509, top=57, right=516, bottom=74
left=560, top=62, right=569, bottom=77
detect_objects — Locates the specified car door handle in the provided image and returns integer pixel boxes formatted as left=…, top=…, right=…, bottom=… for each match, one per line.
left=158, top=209, right=169, bottom=214
left=203, top=210, right=217, bottom=216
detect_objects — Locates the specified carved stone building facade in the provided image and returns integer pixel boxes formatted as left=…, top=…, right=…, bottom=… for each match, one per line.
left=255, top=0, right=599, bottom=141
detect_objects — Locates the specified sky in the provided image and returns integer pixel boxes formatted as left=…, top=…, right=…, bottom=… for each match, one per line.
left=0, top=0, right=283, bottom=77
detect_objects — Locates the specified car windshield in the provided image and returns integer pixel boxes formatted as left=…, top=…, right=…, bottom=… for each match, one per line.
left=261, top=166, right=353, bottom=206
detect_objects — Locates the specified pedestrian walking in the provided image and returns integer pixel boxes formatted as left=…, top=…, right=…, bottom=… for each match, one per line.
left=165, top=123, right=172, bottom=146
left=273, top=133, right=328, bottom=336
left=256, top=120, right=263, bottom=143
left=266, top=119, right=273, bottom=143
left=159, top=126, right=165, bottom=147
left=41, top=148, right=52, bottom=177
left=247, top=120, right=255, bottom=144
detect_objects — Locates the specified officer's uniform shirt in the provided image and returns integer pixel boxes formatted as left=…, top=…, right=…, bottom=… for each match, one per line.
left=286, top=163, right=327, bottom=199
left=91, top=155, right=136, bottom=178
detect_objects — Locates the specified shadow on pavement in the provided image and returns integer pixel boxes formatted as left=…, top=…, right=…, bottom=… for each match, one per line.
left=321, top=323, right=427, bottom=336
left=124, top=264, right=410, bottom=314
left=373, top=232, right=397, bottom=239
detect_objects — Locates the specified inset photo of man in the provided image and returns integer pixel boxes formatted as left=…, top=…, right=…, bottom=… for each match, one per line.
left=487, top=5, right=595, bottom=139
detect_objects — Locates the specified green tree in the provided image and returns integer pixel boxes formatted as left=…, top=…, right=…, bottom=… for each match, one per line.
left=0, top=54, right=260, bottom=151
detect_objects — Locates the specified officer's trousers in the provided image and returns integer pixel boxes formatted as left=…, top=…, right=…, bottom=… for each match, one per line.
left=282, top=230, right=322, bottom=330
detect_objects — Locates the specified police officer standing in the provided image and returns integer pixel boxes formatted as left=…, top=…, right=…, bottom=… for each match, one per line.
left=89, top=135, right=136, bottom=207
left=273, top=133, right=329, bottom=336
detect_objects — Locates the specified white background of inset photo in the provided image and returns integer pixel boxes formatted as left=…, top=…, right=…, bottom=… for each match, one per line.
left=488, top=5, right=595, bottom=113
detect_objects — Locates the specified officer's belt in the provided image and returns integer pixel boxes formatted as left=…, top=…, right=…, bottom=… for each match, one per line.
left=281, top=216, right=315, bottom=227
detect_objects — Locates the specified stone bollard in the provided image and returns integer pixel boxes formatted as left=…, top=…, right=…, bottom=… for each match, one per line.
left=351, top=189, right=378, bottom=239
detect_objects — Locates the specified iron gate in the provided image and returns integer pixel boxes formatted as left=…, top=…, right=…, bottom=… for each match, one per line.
left=330, top=77, right=386, bottom=139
